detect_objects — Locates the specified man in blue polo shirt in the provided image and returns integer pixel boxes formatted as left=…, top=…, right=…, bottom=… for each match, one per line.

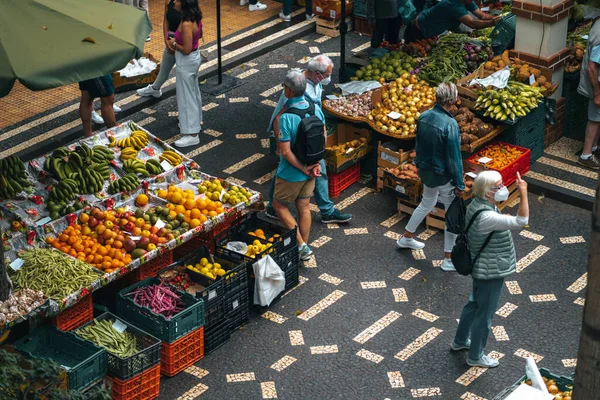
left=272, top=70, right=326, bottom=261
left=404, top=0, right=499, bottom=43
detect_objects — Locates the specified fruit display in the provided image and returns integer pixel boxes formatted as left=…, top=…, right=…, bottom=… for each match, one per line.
left=463, top=41, right=494, bottom=73
left=378, top=40, right=402, bottom=52
left=112, top=130, right=150, bottom=150
left=196, top=179, right=252, bottom=206
left=159, top=267, right=194, bottom=292
left=120, top=147, right=139, bottom=161
left=451, top=107, right=495, bottom=144
left=418, top=34, right=470, bottom=86
left=387, top=162, right=418, bottom=180
left=0, top=155, right=33, bottom=200
left=243, top=238, right=274, bottom=259
left=323, top=92, right=372, bottom=119
left=522, top=376, right=572, bottom=399
left=145, top=159, right=164, bottom=175
left=402, top=38, right=436, bottom=57
left=470, top=143, right=525, bottom=169
left=157, top=184, right=222, bottom=229
left=122, top=158, right=163, bottom=177
left=368, top=77, right=435, bottom=137
left=0, top=289, right=46, bottom=326
left=327, top=138, right=368, bottom=155
left=565, top=43, right=585, bottom=74
left=46, top=199, right=86, bottom=220
left=352, top=51, right=418, bottom=82
left=44, top=144, right=114, bottom=182
left=10, top=248, right=103, bottom=300
left=474, top=81, right=543, bottom=122
left=107, top=173, right=141, bottom=195
left=568, top=21, right=591, bottom=47
left=159, top=150, right=184, bottom=167
left=186, top=256, right=226, bottom=280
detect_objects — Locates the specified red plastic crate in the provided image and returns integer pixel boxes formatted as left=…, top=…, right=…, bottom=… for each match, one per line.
left=464, top=141, right=531, bottom=187
left=173, top=211, right=241, bottom=259
left=108, top=364, right=160, bottom=400
left=134, top=250, right=173, bottom=281
left=52, top=295, right=93, bottom=331
left=160, top=326, right=204, bottom=377
left=328, top=163, right=360, bottom=198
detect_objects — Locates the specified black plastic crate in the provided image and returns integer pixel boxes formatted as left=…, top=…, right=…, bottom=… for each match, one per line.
left=75, top=312, right=161, bottom=381
left=277, top=247, right=300, bottom=290
left=215, top=212, right=297, bottom=264
left=562, top=74, right=588, bottom=141
left=225, top=285, right=250, bottom=331
left=204, top=318, right=232, bottom=355
left=116, top=277, right=205, bottom=343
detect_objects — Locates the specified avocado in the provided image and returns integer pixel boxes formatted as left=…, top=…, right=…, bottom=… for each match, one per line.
left=180, top=222, right=189, bottom=231
left=65, top=206, right=76, bottom=214
left=176, top=213, right=185, bottom=223
left=50, top=211, right=59, bottom=220
left=171, top=220, right=180, bottom=229
left=165, top=224, right=173, bottom=230
left=73, top=202, right=83, bottom=210
left=143, top=214, right=150, bottom=222
left=135, top=208, right=144, bottom=218
left=166, top=214, right=174, bottom=222
left=150, top=215, right=158, bottom=225
left=155, top=206, right=164, bottom=215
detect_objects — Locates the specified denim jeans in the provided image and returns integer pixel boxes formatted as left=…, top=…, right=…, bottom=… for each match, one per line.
left=269, top=159, right=334, bottom=215
left=404, top=181, right=457, bottom=253
left=283, top=0, right=313, bottom=15
left=454, top=278, right=505, bottom=361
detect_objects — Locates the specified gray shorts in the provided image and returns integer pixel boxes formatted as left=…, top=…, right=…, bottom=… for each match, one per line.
left=589, top=99, right=600, bottom=122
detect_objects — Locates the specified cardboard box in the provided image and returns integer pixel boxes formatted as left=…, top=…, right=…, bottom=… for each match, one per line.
left=325, top=123, right=371, bottom=173
left=313, top=0, right=353, bottom=20
left=112, top=53, right=160, bottom=93
left=378, top=141, right=410, bottom=169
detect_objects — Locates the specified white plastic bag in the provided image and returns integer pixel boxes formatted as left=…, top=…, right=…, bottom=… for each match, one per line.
left=253, top=255, right=285, bottom=306
left=525, top=357, right=549, bottom=394
left=226, top=241, right=248, bottom=255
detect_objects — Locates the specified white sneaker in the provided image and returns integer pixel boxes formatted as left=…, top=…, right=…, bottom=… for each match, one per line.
left=137, top=84, right=162, bottom=98
left=467, top=354, right=499, bottom=368
left=306, top=13, right=315, bottom=20
left=250, top=2, right=267, bottom=10
left=146, top=35, right=151, bottom=42
left=91, top=111, right=104, bottom=125
left=396, top=236, right=425, bottom=250
left=174, top=134, right=200, bottom=148
left=113, top=104, right=122, bottom=113
left=279, top=12, right=291, bottom=21
left=451, top=339, right=471, bottom=351
left=441, top=258, right=456, bottom=272
left=240, top=0, right=249, bottom=5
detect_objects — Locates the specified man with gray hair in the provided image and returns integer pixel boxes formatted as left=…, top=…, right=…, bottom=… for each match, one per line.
left=272, top=70, right=326, bottom=261
left=265, top=55, right=352, bottom=225
left=397, top=82, right=465, bottom=272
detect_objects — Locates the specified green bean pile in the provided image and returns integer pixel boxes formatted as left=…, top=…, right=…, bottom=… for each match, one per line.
left=11, top=248, right=101, bottom=300
left=418, top=34, right=468, bottom=86
left=76, top=319, right=138, bottom=358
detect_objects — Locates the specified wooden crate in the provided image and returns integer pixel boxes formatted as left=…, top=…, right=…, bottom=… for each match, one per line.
left=111, top=52, right=160, bottom=93
left=313, top=0, right=353, bottom=19
left=316, top=16, right=352, bottom=37
left=376, top=167, right=423, bottom=203
left=325, top=123, right=372, bottom=173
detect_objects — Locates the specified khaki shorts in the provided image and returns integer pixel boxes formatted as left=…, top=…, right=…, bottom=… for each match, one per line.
left=274, top=178, right=315, bottom=205
left=589, top=99, right=600, bottom=122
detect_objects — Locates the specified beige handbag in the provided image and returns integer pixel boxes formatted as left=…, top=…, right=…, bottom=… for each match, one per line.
left=199, top=38, right=209, bottom=62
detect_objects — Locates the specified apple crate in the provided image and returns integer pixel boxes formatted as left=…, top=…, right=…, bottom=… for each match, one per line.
left=52, top=294, right=93, bottom=332
left=107, top=363, right=161, bottom=400
left=75, top=312, right=161, bottom=381
left=464, top=141, right=531, bottom=187
left=116, top=277, right=205, bottom=343
left=15, top=325, right=108, bottom=391
left=160, top=326, right=204, bottom=376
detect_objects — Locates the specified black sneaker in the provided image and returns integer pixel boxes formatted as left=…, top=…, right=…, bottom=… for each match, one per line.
left=577, top=154, right=600, bottom=170
left=264, top=205, right=279, bottom=220
left=321, top=209, right=352, bottom=224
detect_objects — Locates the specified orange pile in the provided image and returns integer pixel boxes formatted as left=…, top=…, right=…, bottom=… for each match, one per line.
left=46, top=225, right=132, bottom=273
left=157, top=185, right=225, bottom=228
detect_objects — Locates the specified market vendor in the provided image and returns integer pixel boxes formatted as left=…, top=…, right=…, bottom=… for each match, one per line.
left=404, top=0, right=500, bottom=43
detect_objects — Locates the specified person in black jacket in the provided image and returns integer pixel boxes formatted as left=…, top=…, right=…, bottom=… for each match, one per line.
left=367, top=0, right=402, bottom=49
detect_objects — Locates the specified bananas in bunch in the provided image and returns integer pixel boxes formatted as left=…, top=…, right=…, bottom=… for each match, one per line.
left=44, top=144, right=113, bottom=181
left=145, top=159, right=164, bottom=175
left=107, top=173, right=140, bottom=195
left=49, top=179, right=79, bottom=202
left=0, top=155, right=32, bottom=200
left=120, top=147, right=138, bottom=161
left=114, top=130, right=149, bottom=150
left=123, top=159, right=150, bottom=178
left=474, top=82, right=543, bottom=122
left=159, top=150, right=183, bottom=167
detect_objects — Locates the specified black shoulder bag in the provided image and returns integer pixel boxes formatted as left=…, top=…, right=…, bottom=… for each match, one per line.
left=451, top=209, right=495, bottom=276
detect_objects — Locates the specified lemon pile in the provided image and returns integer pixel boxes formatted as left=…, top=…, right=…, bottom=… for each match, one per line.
left=245, top=239, right=274, bottom=259
left=186, top=257, right=226, bottom=280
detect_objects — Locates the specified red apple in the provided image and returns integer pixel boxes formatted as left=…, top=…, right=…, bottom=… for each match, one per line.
left=149, top=234, right=159, bottom=245
left=125, top=222, right=135, bottom=232
left=157, top=228, right=168, bottom=237
left=137, top=237, right=150, bottom=250
left=88, top=217, right=99, bottom=228
left=123, top=239, right=136, bottom=253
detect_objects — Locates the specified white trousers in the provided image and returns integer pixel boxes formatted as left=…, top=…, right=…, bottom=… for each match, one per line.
left=116, top=0, right=149, bottom=15
left=175, top=50, right=203, bottom=135
left=405, top=181, right=458, bottom=253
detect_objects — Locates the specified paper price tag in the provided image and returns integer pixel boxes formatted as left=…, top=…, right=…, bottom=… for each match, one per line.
left=36, top=216, right=52, bottom=226
left=208, top=290, right=217, bottom=300
left=582, top=35, right=589, bottom=40
left=481, top=6, right=489, bottom=11
left=160, top=160, right=174, bottom=172
left=112, top=319, right=127, bottom=333
left=478, top=157, right=493, bottom=164
left=529, top=74, right=536, bottom=85
left=155, top=219, right=166, bottom=229
left=387, top=111, right=402, bottom=120
left=345, top=147, right=355, bottom=154
left=283, top=237, right=291, bottom=247
left=326, top=95, right=341, bottom=100
left=395, top=185, right=406, bottom=194
left=466, top=172, right=478, bottom=178
left=232, top=300, right=239, bottom=310
left=130, top=236, right=141, bottom=241
left=10, top=258, right=24, bottom=271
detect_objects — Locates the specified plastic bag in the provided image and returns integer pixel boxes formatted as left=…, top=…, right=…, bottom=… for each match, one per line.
left=226, top=241, right=248, bottom=255
left=337, top=80, right=382, bottom=96
left=470, top=66, right=511, bottom=89
left=253, top=255, right=285, bottom=306
left=525, top=357, right=549, bottom=394
left=398, top=0, right=417, bottom=22
left=446, top=196, right=466, bottom=234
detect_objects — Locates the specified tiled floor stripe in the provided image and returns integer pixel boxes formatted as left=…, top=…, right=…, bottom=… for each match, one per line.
left=184, top=139, right=223, bottom=158
left=395, top=327, right=443, bottom=361
left=261, top=381, right=278, bottom=399
left=514, top=348, right=543, bottom=363
left=297, top=290, right=347, bottom=321
left=537, top=156, right=598, bottom=179
left=336, top=187, right=374, bottom=210
left=177, top=383, right=209, bottom=399
left=505, top=281, right=522, bottom=295
left=310, top=345, right=338, bottom=354
left=492, top=326, right=510, bottom=341
left=254, top=170, right=276, bottom=185
left=393, top=288, right=409, bottom=302
left=526, top=171, right=595, bottom=197
left=381, top=213, right=404, bottom=228
left=361, top=281, right=387, bottom=289
left=456, top=351, right=504, bottom=386
left=461, top=392, right=487, bottom=400
left=516, top=245, right=550, bottom=273
left=288, top=330, right=305, bottom=346
left=411, top=387, right=442, bottom=397
left=281, top=275, right=308, bottom=297
left=262, top=311, right=288, bottom=324
left=226, top=372, right=256, bottom=382
left=223, top=153, right=264, bottom=174
left=319, top=273, right=343, bottom=286
left=388, top=371, right=405, bottom=388
left=184, top=366, right=209, bottom=379
left=560, top=236, right=586, bottom=244
left=356, top=349, right=384, bottom=363
left=270, top=355, right=297, bottom=372
left=544, top=137, right=582, bottom=162
left=567, top=272, right=587, bottom=293
left=353, top=311, right=401, bottom=344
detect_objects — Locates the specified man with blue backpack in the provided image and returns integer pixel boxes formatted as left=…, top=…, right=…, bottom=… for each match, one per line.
left=272, top=70, right=326, bottom=261
left=265, top=55, right=352, bottom=226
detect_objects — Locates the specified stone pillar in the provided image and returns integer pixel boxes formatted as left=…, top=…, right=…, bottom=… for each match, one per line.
left=511, top=0, right=574, bottom=99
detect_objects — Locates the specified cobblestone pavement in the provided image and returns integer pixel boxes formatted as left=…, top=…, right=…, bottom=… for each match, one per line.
left=84, top=32, right=592, bottom=399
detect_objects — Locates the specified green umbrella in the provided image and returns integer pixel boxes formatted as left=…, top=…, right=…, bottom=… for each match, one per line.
left=0, top=0, right=152, bottom=97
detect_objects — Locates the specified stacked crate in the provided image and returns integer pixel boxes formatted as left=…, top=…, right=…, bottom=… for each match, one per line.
left=500, top=103, right=546, bottom=163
